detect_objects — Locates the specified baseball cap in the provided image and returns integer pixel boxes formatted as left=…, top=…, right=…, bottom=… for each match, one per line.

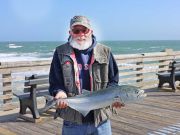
left=70, top=15, right=91, bottom=30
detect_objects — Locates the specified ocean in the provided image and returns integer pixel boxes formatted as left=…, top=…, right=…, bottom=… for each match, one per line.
left=0, top=40, right=180, bottom=62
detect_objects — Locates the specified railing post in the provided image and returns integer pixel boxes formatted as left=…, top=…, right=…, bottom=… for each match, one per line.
left=136, top=54, right=144, bottom=87
left=2, top=70, right=13, bottom=111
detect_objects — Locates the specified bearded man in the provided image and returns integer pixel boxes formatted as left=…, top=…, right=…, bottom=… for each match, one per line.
left=49, top=15, right=123, bottom=135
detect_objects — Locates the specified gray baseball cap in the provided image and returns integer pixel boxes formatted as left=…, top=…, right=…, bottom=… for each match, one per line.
left=70, top=15, right=91, bottom=30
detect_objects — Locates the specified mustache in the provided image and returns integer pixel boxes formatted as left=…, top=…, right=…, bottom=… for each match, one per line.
left=74, top=37, right=86, bottom=40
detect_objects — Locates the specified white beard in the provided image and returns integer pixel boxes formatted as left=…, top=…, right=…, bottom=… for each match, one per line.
left=69, top=36, right=93, bottom=50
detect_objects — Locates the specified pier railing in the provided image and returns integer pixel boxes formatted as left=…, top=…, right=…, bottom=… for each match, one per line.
left=0, top=49, right=180, bottom=111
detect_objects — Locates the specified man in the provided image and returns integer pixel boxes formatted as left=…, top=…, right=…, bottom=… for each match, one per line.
left=49, top=15, right=123, bottom=135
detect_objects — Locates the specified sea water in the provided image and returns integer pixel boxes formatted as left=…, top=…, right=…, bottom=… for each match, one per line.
left=0, top=40, right=180, bottom=62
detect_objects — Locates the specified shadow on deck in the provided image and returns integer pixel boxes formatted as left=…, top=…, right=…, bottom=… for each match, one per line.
left=0, top=88, right=180, bottom=135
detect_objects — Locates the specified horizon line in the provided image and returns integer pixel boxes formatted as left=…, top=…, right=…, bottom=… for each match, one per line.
left=1, top=39, right=180, bottom=42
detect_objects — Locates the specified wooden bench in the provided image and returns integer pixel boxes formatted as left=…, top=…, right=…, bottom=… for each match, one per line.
left=157, top=60, right=180, bottom=91
left=14, top=74, right=50, bottom=122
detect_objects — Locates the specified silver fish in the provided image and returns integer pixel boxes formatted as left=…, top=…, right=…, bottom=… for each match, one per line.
left=41, top=85, right=146, bottom=117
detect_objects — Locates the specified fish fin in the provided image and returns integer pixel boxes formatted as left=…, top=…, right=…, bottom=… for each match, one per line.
left=44, top=95, right=54, bottom=101
left=39, top=97, right=56, bottom=114
left=81, top=89, right=91, bottom=95
left=54, top=106, right=90, bottom=118
left=74, top=89, right=91, bottom=97
left=79, top=110, right=90, bottom=117
left=68, top=105, right=90, bottom=117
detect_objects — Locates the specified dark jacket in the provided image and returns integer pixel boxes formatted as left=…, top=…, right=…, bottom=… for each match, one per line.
left=49, top=36, right=119, bottom=126
left=49, top=36, right=119, bottom=96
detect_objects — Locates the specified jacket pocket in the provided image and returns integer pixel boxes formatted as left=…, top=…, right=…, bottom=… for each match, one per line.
left=93, top=62, right=109, bottom=90
left=61, top=60, right=75, bottom=93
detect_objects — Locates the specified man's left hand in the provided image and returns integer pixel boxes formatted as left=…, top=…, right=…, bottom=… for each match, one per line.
left=112, top=102, right=125, bottom=108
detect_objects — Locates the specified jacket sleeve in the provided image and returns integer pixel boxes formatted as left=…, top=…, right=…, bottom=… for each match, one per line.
left=107, top=52, right=119, bottom=87
left=49, top=49, right=66, bottom=96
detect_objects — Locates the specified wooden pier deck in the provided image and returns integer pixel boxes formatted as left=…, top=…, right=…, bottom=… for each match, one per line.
left=0, top=89, right=180, bottom=135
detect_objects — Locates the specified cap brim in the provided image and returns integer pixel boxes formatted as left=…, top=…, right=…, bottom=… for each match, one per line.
left=71, top=22, right=91, bottom=30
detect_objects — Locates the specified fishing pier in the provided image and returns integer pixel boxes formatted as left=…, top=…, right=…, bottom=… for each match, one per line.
left=0, top=49, right=180, bottom=135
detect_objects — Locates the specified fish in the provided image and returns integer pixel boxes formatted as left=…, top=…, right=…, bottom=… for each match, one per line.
left=41, top=85, right=146, bottom=117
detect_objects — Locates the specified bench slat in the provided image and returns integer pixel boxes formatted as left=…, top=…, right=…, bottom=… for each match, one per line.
left=25, top=78, right=49, bottom=86
left=33, top=74, right=49, bottom=79
left=18, top=90, right=49, bottom=99
left=25, top=74, right=49, bottom=80
left=24, top=85, right=49, bottom=93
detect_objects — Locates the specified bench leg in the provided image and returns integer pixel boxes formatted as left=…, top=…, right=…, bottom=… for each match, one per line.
left=28, top=102, right=40, bottom=119
left=19, top=97, right=40, bottom=119
left=170, top=82, right=176, bottom=91
left=158, top=83, right=162, bottom=88
left=158, top=79, right=164, bottom=88
left=169, top=76, right=176, bottom=91
left=19, top=99, right=28, bottom=115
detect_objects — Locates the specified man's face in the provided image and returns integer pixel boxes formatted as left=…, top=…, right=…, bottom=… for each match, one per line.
left=69, top=25, right=93, bottom=45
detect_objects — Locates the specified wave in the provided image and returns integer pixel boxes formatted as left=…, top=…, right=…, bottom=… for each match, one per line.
left=0, top=53, right=18, bottom=57
left=8, top=43, right=23, bottom=49
left=149, top=46, right=161, bottom=49
left=135, top=48, right=143, bottom=51
left=0, top=52, right=52, bottom=62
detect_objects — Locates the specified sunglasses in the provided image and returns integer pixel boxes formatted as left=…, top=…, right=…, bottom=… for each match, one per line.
left=72, top=28, right=90, bottom=34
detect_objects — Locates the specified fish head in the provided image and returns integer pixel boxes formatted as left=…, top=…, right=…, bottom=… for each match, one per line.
left=126, top=85, right=146, bottom=100
left=117, top=85, right=147, bottom=102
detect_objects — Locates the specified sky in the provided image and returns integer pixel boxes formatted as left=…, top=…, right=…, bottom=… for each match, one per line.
left=0, top=0, right=180, bottom=41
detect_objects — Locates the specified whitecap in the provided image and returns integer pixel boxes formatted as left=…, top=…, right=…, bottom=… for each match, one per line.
left=8, top=43, right=23, bottom=49
left=150, top=46, right=160, bottom=49
left=9, top=45, right=23, bottom=48
left=0, top=52, right=52, bottom=62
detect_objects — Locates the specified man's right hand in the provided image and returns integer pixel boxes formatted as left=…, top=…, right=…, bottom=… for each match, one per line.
left=55, top=91, right=68, bottom=109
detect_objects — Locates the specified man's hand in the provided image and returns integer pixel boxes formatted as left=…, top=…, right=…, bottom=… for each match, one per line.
left=55, top=91, right=68, bottom=109
left=112, top=102, right=125, bottom=108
